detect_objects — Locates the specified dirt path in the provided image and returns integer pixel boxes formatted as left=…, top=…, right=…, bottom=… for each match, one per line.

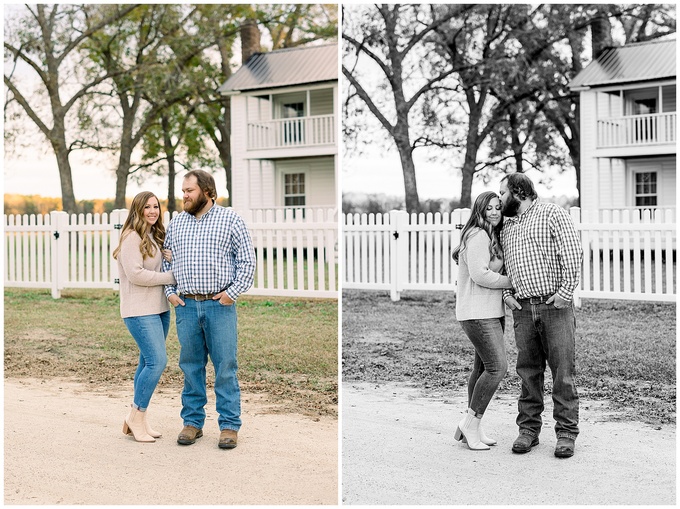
left=342, top=382, right=675, bottom=505
left=5, top=377, right=337, bottom=505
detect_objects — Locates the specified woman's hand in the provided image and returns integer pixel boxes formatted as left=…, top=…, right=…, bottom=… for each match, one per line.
left=162, top=249, right=172, bottom=262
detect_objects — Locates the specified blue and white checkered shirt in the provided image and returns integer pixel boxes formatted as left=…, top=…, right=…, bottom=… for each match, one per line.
left=500, top=200, right=582, bottom=302
left=162, top=204, right=256, bottom=301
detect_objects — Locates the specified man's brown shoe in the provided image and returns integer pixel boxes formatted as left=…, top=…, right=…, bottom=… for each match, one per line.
left=512, top=433, right=539, bottom=454
left=554, top=437, right=575, bottom=458
left=177, top=425, right=203, bottom=445
left=218, top=429, right=238, bottom=449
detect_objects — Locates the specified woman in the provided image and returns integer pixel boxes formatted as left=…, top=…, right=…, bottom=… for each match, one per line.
left=451, top=191, right=513, bottom=451
left=112, top=191, right=176, bottom=443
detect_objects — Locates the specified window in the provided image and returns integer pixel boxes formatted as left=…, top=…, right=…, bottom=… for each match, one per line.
left=625, top=88, right=659, bottom=142
left=634, top=172, right=658, bottom=207
left=283, top=102, right=304, bottom=144
left=284, top=173, right=306, bottom=207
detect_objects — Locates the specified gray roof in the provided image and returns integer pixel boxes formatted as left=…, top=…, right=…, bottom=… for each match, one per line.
left=569, top=38, right=676, bottom=89
left=218, top=43, right=337, bottom=94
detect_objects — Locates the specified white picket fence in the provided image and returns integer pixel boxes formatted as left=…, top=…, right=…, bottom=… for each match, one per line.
left=4, top=208, right=338, bottom=299
left=343, top=208, right=676, bottom=303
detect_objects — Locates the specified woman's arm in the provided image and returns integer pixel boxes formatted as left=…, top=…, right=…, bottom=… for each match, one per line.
left=466, top=230, right=513, bottom=289
left=118, top=232, right=176, bottom=287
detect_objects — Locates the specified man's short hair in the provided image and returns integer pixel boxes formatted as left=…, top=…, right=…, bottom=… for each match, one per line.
left=185, top=170, right=217, bottom=200
left=501, top=173, right=538, bottom=201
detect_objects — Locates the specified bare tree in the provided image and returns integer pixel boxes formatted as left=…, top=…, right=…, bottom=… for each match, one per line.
left=4, top=4, right=139, bottom=213
left=343, top=4, right=466, bottom=213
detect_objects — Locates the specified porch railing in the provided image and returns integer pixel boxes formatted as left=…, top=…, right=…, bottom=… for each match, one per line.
left=597, top=112, right=676, bottom=148
left=247, top=114, right=335, bottom=150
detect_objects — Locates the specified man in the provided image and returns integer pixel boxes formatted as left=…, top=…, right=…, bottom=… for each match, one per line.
left=499, top=172, right=583, bottom=458
left=163, top=170, right=256, bottom=449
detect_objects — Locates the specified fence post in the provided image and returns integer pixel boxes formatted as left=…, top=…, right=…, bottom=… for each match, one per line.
left=49, top=211, right=69, bottom=299
left=110, top=209, right=128, bottom=290
left=389, top=210, right=409, bottom=302
left=570, top=206, right=582, bottom=309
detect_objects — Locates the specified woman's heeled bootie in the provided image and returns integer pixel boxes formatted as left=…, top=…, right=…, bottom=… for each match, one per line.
left=122, top=405, right=155, bottom=443
left=454, top=409, right=490, bottom=451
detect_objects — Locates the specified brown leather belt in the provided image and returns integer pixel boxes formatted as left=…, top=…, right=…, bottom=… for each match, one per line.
left=518, top=295, right=552, bottom=305
left=182, top=293, right=218, bottom=301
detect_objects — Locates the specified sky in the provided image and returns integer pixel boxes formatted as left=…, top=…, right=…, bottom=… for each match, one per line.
left=342, top=150, right=579, bottom=201
left=3, top=149, right=227, bottom=202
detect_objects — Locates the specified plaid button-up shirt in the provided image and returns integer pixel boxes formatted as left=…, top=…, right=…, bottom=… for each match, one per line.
left=500, top=200, right=582, bottom=302
left=162, top=204, right=256, bottom=301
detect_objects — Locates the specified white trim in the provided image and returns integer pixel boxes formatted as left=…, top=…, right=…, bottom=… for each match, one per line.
left=239, top=81, right=338, bottom=97
left=591, top=79, right=676, bottom=94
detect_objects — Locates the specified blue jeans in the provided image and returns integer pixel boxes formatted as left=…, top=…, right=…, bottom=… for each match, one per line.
left=123, top=311, right=170, bottom=410
left=459, top=318, right=508, bottom=415
left=175, top=298, right=240, bottom=431
left=513, top=302, right=579, bottom=439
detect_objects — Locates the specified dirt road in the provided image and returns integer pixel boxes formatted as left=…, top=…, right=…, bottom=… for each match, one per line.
left=5, top=377, right=338, bottom=505
left=342, top=382, right=675, bottom=505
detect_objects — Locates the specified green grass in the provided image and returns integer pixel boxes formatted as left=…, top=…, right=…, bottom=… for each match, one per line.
left=4, top=288, right=338, bottom=416
left=342, top=289, right=675, bottom=424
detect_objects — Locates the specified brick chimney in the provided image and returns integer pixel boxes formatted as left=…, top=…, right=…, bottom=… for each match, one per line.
left=241, top=19, right=261, bottom=64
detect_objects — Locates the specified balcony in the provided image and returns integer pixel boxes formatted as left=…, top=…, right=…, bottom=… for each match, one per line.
left=597, top=112, right=677, bottom=149
left=247, top=114, right=335, bottom=152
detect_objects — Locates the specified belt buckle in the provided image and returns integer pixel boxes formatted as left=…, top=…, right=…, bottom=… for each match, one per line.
left=529, top=296, right=544, bottom=305
left=195, top=294, right=208, bottom=302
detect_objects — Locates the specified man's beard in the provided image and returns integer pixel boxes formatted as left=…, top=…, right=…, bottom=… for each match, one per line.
left=502, top=193, right=521, bottom=217
left=184, top=192, right=209, bottom=215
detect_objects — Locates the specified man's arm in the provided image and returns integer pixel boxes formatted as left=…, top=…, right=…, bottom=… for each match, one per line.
left=550, top=207, right=583, bottom=303
left=213, top=213, right=256, bottom=305
left=225, top=214, right=256, bottom=301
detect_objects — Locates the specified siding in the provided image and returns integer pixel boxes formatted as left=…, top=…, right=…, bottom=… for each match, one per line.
left=580, top=90, right=599, bottom=211
left=310, top=88, right=334, bottom=116
left=627, top=157, right=676, bottom=208
left=275, top=157, right=336, bottom=207
left=231, top=95, right=249, bottom=208
left=662, top=85, right=676, bottom=113
left=661, top=158, right=676, bottom=207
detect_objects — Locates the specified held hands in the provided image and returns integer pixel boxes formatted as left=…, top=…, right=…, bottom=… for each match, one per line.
left=162, top=249, right=172, bottom=262
left=213, top=291, right=234, bottom=306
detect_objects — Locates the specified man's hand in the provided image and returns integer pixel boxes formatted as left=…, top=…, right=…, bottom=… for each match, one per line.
left=213, top=291, right=234, bottom=306
left=546, top=293, right=569, bottom=309
left=504, top=295, right=523, bottom=311
left=168, top=294, right=185, bottom=307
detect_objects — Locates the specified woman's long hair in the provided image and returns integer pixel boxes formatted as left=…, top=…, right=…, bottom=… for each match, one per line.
left=451, top=191, right=503, bottom=264
left=112, top=192, right=166, bottom=260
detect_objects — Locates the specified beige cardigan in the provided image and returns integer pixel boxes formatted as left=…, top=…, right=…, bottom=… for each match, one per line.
left=116, top=231, right=176, bottom=319
left=456, top=228, right=513, bottom=321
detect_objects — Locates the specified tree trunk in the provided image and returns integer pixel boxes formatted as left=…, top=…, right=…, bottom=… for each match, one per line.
left=53, top=140, right=77, bottom=214
left=115, top=136, right=134, bottom=209
left=49, top=118, right=78, bottom=213
left=509, top=109, right=524, bottom=173
left=393, top=122, right=419, bottom=213
left=459, top=150, right=478, bottom=209
left=214, top=96, right=232, bottom=206
left=161, top=114, right=177, bottom=215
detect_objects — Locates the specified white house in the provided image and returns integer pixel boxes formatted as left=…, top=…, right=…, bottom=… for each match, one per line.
left=218, top=43, right=338, bottom=216
left=569, top=38, right=676, bottom=214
